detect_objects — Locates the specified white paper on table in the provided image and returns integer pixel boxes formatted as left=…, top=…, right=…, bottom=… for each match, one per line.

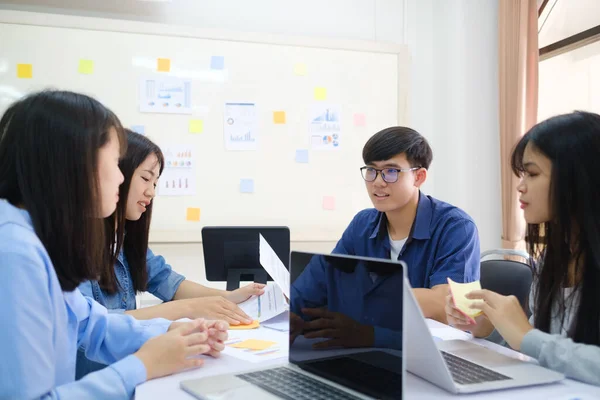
left=262, top=310, right=289, bottom=332
left=259, top=234, right=290, bottom=298
left=238, top=283, right=287, bottom=323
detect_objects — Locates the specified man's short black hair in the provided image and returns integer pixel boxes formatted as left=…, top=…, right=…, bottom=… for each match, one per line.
left=362, top=126, right=433, bottom=169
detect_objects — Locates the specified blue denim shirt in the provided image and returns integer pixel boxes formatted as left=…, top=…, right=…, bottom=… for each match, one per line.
left=291, top=193, right=480, bottom=348
left=0, top=200, right=171, bottom=399
left=76, top=248, right=185, bottom=379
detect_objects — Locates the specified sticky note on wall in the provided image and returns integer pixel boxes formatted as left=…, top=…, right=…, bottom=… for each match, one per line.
left=295, top=149, right=309, bottom=164
left=130, top=125, right=145, bottom=135
left=353, top=113, right=366, bottom=126
left=17, top=64, right=32, bottom=79
left=322, top=196, right=335, bottom=211
left=314, top=87, right=327, bottom=100
left=186, top=207, right=201, bottom=222
left=157, top=58, right=171, bottom=72
left=189, top=119, right=203, bottom=133
left=210, top=56, right=225, bottom=70
left=273, top=111, right=286, bottom=124
left=294, top=63, right=307, bottom=76
left=78, top=59, right=94, bottom=75
left=240, top=179, right=255, bottom=193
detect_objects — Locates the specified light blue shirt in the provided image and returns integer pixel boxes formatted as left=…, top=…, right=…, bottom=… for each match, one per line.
left=0, top=200, right=171, bottom=399
left=76, top=248, right=185, bottom=378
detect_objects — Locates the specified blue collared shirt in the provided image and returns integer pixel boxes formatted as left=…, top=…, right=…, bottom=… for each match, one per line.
left=291, top=192, right=480, bottom=347
left=0, top=200, right=171, bottom=399
left=76, top=248, right=185, bottom=378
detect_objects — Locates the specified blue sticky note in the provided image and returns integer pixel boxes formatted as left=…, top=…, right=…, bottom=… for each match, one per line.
left=240, top=179, right=254, bottom=193
left=131, top=125, right=145, bottom=135
left=210, top=56, right=225, bottom=70
left=295, top=149, right=309, bottom=164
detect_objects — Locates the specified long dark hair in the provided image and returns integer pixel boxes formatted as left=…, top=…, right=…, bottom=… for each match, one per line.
left=0, top=90, right=126, bottom=291
left=99, top=130, right=164, bottom=294
left=511, top=111, right=600, bottom=346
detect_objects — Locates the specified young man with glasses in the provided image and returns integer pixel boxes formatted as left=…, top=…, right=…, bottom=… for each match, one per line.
left=290, top=127, right=480, bottom=349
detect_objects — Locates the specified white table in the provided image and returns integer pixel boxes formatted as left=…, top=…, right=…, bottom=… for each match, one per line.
left=136, top=320, right=600, bottom=400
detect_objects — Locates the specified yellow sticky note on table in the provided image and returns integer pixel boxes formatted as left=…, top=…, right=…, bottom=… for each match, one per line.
left=78, top=59, right=94, bottom=75
left=157, top=58, right=171, bottom=72
left=189, top=119, right=203, bottom=133
left=273, top=111, right=286, bottom=124
left=447, top=278, right=483, bottom=319
left=186, top=207, right=201, bottom=222
left=17, top=64, right=32, bottom=79
left=230, top=339, right=276, bottom=351
left=314, top=87, right=327, bottom=100
left=294, top=63, right=307, bottom=76
left=229, top=320, right=260, bottom=330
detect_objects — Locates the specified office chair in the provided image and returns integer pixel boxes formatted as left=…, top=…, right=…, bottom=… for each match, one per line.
left=480, top=249, right=533, bottom=315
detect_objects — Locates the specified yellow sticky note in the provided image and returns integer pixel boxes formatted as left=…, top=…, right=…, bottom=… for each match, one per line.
left=229, top=320, right=260, bottom=330
left=230, top=339, right=276, bottom=351
left=17, top=64, right=32, bottom=79
left=157, top=58, right=171, bottom=72
left=186, top=207, right=201, bottom=222
left=78, top=59, right=94, bottom=75
left=294, top=63, right=307, bottom=76
left=447, top=278, right=483, bottom=319
left=314, top=87, right=327, bottom=100
left=273, top=111, right=286, bottom=124
left=189, top=119, right=203, bottom=133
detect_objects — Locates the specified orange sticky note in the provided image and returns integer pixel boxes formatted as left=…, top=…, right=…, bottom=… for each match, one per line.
left=189, top=119, right=203, bottom=133
left=273, top=111, right=286, bottom=124
left=447, top=278, right=483, bottom=319
left=229, top=320, right=260, bottom=330
left=186, top=207, right=201, bottom=222
left=157, top=58, right=171, bottom=72
left=293, top=63, right=307, bottom=76
left=17, top=64, right=32, bottom=79
left=230, top=339, right=276, bottom=350
left=314, top=87, right=327, bottom=100
left=78, top=59, right=94, bottom=75
left=322, top=196, right=335, bottom=211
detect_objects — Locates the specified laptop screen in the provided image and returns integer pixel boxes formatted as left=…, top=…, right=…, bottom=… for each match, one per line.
left=289, top=251, right=404, bottom=399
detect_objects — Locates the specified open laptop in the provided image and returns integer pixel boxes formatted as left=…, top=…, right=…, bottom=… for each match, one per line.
left=404, top=277, right=564, bottom=393
left=181, top=251, right=406, bottom=400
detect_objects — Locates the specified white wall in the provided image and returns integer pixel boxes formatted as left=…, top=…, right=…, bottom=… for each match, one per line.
left=405, top=0, right=501, bottom=254
left=150, top=0, right=502, bottom=292
left=0, top=0, right=503, bottom=295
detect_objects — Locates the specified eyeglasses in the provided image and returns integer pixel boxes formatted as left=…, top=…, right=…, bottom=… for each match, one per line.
left=360, top=166, right=420, bottom=183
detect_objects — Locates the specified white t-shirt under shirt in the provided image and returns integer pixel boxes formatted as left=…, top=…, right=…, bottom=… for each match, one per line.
left=369, top=233, right=407, bottom=283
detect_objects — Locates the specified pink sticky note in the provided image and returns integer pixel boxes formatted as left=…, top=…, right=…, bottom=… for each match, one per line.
left=353, top=113, right=366, bottom=126
left=322, top=196, right=335, bottom=211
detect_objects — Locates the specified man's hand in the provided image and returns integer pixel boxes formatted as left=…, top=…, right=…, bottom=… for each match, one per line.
left=301, top=308, right=374, bottom=349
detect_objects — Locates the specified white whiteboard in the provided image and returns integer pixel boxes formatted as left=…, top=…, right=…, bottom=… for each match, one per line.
left=0, top=10, right=409, bottom=242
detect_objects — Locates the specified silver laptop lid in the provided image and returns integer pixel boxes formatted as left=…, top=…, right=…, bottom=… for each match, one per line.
left=289, top=251, right=406, bottom=399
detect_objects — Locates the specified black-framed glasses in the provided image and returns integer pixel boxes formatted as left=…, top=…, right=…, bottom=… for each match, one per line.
left=360, top=166, right=420, bottom=183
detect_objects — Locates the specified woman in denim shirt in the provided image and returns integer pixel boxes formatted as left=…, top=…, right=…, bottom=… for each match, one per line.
left=77, top=131, right=263, bottom=379
left=0, top=91, right=226, bottom=399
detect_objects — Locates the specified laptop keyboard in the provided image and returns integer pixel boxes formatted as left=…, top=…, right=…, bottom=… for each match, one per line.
left=238, top=367, right=362, bottom=400
left=441, top=351, right=512, bottom=385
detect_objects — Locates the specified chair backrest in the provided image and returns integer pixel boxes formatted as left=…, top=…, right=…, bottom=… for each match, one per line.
left=480, top=258, right=533, bottom=314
